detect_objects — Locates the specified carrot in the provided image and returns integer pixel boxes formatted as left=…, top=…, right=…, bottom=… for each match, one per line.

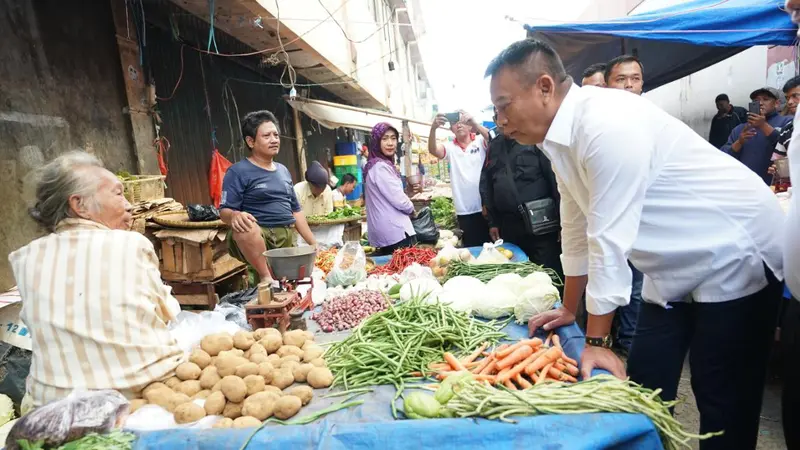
left=443, top=352, right=467, bottom=371
left=409, top=371, right=423, bottom=377
left=495, top=344, right=510, bottom=353
left=530, top=372, right=539, bottom=383
left=495, top=338, right=542, bottom=359
left=479, top=360, right=498, bottom=375
left=562, top=354, right=578, bottom=367
left=436, top=372, right=495, bottom=382
left=544, top=331, right=554, bottom=347
left=515, top=373, right=533, bottom=389
left=472, top=355, right=494, bottom=374
left=524, top=346, right=563, bottom=376
left=462, top=342, right=489, bottom=364
left=536, top=362, right=554, bottom=384
left=552, top=334, right=561, bottom=348
left=548, top=366, right=578, bottom=383
left=428, top=363, right=449, bottom=370
left=504, top=379, right=518, bottom=390
left=554, top=361, right=579, bottom=377
left=496, top=348, right=546, bottom=383
left=496, top=345, right=534, bottom=370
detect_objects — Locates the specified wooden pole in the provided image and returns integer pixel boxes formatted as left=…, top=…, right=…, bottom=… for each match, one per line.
left=292, top=106, right=308, bottom=179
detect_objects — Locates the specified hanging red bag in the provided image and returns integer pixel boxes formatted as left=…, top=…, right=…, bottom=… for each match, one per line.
left=208, top=149, right=232, bottom=208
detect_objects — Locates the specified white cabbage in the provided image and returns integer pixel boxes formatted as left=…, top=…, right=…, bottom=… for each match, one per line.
left=514, top=283, right=561, bottom=324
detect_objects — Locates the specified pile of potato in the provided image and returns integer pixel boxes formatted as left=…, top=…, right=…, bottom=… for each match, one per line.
left=131, top=328, right=333, bottom=429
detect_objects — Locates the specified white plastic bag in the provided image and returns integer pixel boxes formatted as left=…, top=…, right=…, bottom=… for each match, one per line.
left=398, top=263, right=435, bottom=284
left=169, top=311, right=242, bottom=354
left=124, top=400, right=221, bottom=431
left=399, top=278, right=442, bottom=302
left=327, top=242, right=367, bottom=287
left=474, top=240, right=508, bottom=265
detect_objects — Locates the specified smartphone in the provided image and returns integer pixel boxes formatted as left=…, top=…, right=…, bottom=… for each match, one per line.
left=444, top=112, right=460, bottom=125
left=748, top=101, right=761, bottom=115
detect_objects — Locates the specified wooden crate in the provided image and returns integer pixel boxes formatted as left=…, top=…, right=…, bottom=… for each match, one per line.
left=166, top=265, right=248, bottom=310
left=343, top=222, right=363, bottom=243
left=160, top=237, right=244, bottom=282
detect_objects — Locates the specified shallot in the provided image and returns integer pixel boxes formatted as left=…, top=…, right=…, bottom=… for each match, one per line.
left=312, top=290, right=388, bottom=332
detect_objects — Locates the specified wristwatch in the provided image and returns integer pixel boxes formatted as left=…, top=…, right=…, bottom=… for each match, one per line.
left=585, top=335, right=613, bottom=349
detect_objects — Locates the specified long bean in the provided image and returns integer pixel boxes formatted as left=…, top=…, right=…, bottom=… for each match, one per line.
left=325, top=297, right=507, bottom=389
left=444, top=260, right=563, bottom=285
left=442, top=375, right=721, bottom=450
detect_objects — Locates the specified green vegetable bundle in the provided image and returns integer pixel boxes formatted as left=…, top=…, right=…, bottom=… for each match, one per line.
left=440, top=375, right=720, bottom=450
left=444, top=260, right=563, bottom=286
left=430, top=197, right=456, bottom=230
left=18, top=431, right=136, bottom=450
left=324, top=297, right=508, bottom=391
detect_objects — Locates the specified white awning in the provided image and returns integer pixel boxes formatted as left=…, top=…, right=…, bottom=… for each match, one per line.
left=286, top=97, right=452, bottom=142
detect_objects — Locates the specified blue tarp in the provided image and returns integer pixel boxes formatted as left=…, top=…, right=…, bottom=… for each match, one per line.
left=370, top=242, right=529, bottom=267
left=526, top=0, right=796, bottom=91
left=133, top=322, right=662, bottom=449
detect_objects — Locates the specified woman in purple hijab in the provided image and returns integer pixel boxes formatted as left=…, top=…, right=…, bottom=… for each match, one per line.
left=364, top=122, right=417, bottom=255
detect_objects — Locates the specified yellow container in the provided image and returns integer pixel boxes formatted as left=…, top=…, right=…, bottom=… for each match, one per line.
left=334, top=155, right=358, bottom=166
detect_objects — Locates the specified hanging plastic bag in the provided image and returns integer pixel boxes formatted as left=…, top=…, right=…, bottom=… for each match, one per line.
left=5, top=390, right=129, bottom=450
left=208, top=149, right=232, bottom=208
left=474, top=240, right=508, bottom=265
left=411, top=207, right=440, bottom=244
left=327, top=242, right=367, bottom=287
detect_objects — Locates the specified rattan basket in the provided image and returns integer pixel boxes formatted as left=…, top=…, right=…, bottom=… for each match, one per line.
left=121, top=175, right=166, bottom=204
left=153, top=211, right=227, bottom=229
left=306, top=215, right=366, bottom=226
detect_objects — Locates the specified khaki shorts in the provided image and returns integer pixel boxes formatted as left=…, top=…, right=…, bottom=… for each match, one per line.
left=227, top=225, right=295, bottom=279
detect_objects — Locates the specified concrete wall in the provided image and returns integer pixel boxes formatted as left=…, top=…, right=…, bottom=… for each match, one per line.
left=0, top=0, right=137, bottom=290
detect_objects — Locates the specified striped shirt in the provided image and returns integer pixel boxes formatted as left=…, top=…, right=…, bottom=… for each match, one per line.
left=8, top=218, right=185, bottom=407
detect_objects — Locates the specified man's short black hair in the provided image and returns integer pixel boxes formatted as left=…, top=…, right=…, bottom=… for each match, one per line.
left=484, top=38, right=569, bottom=85
left=604, top=55, right=644, bottom=81
left=715, top=94, right=730, bottom=103
left=783, top=76, right=800, bottom=94
left=241, top=110, right=280, bottom=148
left=341, top=173, right=357, bottom=185
left=582, top=63, right=607, bottom=79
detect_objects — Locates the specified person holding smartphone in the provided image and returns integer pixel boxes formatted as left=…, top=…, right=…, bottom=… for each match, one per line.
left=428, top=110, right=492, bottom=247
left=721, top=87, right=792, bottom=184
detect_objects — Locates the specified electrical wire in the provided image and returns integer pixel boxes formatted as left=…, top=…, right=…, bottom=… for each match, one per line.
left=156, top=44, right=185, bottom=101
left=316, top=0, right=396, bottom=44
left=274, top=0, right=297, bottom=90
left=188, top=0, right=354, bottom=57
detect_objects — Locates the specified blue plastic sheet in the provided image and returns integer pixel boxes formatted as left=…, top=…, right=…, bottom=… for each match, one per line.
left=370, top=243, right=529, bottom=267
left=133, top=322, right=662, bottom=450
left=527, top=0, right=795, bottom=91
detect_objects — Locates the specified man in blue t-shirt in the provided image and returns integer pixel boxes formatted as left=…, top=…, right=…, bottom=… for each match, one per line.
left=219, top=110, right=317, bottom=282
left=721, top=87, right=793, bottom=184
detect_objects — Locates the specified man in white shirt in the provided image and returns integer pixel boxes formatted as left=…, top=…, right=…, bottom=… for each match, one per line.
left=780, top=3, right=800, bottom=449
left=428, top=111, right=491, bottom=247
left=487, top=39, right=784, bottom=449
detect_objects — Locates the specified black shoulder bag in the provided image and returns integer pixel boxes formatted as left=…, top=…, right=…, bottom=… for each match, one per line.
left=505, top=150, right=560, bottom=236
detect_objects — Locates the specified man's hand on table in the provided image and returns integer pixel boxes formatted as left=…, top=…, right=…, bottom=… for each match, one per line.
left=527, top=306, right=575, bottom=337
left=489, top=227, right=500, bottom=243
left=231, top=211, right=258, bottom=233
left=580, top=346, right=627, bottom=380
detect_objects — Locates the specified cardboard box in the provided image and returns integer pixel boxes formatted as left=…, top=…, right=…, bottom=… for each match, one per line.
left=0, top=289, right=32, bottom=351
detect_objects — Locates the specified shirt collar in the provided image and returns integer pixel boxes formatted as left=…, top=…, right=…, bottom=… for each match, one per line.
left=55, top=218, right=111, bottom=233
left=453, top=133, right=477, bottom=150
left=543, top=84, right=581, bottom=148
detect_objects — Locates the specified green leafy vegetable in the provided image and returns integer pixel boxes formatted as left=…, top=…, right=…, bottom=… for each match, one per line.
left=404, top=392, right=442, bottom=419
left=430, top=197, right=456, bottom=230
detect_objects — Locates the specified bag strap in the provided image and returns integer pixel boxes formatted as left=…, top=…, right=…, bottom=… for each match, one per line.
left=503, top=145, right=525, bottom=216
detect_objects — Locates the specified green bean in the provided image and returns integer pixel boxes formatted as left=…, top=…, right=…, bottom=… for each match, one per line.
left=323, top=387, right=374, bottom=398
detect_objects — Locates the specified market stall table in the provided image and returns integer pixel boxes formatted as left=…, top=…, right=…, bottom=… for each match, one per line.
left=133, top=321, right=662, bottom=449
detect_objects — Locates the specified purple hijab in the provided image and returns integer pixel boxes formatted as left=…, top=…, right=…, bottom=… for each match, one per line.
left=364, top=122, right=400, bottom=180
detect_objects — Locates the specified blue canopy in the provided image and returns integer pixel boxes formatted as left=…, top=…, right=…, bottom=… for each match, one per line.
left=526, top=0, right=797, bottom=91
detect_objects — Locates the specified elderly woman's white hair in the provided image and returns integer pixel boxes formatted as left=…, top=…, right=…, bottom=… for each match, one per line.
left=30, top=151, right=105, bottom=231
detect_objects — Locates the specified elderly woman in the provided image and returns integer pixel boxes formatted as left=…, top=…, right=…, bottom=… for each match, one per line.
left=8, top=151, right=184, bottom=408
left=220, top=110, right=316, bottom=282
left=364, top=122, right=417, bottom=255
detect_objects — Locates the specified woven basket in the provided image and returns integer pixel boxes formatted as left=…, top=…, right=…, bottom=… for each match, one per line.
left=153, top=211, right=227, bottom=229
left=121, top=175, right=166, bottom=204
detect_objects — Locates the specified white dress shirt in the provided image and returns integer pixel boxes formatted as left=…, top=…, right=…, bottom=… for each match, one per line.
left=784, top=108, right=800, bottom=299
left=541, top=85, right=785, bottom=315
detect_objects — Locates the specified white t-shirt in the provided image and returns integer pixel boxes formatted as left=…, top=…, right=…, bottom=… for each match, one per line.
left=444, top=135, right=487, bottom=215
left=784, top=107, right=800, bottom=299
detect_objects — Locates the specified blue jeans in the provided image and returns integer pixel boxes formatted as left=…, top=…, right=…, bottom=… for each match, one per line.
left=615, top=263, right=643, bottom=352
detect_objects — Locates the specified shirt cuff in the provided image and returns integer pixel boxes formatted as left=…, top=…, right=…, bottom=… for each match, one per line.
left=584, top=294, right=622, bottom=316
left=560, top=254, right=588, bottom=276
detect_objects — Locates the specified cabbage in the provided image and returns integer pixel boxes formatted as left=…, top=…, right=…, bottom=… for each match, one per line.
left=404, top=392, right=442, bottom=419
left=435, top=276, right=487, bottom=313
left=0, top=394, right=13, bottom=427
left=472, top=285, right=517, bottom=319
left=487, top=273, right=524, bottom=296
left=520, top=272, right=554, bottom=290
left=514, top=283, right=561, bottom=323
